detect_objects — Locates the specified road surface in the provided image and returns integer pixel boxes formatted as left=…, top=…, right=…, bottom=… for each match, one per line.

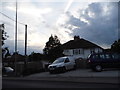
left=2, top=78, right=119, bottom=89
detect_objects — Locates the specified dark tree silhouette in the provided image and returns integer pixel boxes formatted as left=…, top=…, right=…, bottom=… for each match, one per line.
left=111, top=39, right=120, bottom=53
left=28, top=52, right=43, bottom=61
left=43, top=35, right=61, bottom=55
left=0, top=24, right=8, bottom=46
left=1, top=24, right=9, bottom=58
left=4, top=47, right=11, bottom=58
left=43, top=35, right=63, bottom=62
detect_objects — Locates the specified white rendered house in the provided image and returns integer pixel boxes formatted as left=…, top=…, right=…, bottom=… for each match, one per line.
left=61, top=36, right=104, bottom=59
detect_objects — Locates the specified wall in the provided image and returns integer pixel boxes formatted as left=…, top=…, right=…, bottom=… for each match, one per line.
left=63, top=48, right=103, bottom=59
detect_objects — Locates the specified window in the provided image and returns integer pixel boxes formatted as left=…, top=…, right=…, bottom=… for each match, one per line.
left=79, top=50, right=81, bottom=54
left=100, top=54, right=105, bottom=59
left=105, top=54, right=111, bottom=59
left=73, top=49, right=78, bottom=55
left=93, top=54, right=99, bottom=59
left=90, top=48, right=95, bottom=54
left=64, top=50, right=69, bottom=53
left=112, top=54, right=119, bottom=59
left=64, top=50, right=70, bottom=55
left=64, top=58, right=69, bottom=63
left=73, top=49, right=80, bottom=55
left=80, top=49, right=84, bottom=54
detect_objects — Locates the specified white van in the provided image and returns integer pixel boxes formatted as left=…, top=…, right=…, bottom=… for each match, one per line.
left=48, top=56, right=76, bottom=73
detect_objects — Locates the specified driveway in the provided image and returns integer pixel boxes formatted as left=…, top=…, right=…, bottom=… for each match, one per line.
left=24, top=69, right=120, bottom=84
left=26, top=69, right=120, bottom=78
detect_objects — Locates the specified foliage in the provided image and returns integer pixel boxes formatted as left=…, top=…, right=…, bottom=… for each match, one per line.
left=47, top=46, right=64, bottom=62
left=43, top=35, right=63, bottom=61
left=1, top=24, right=10, bottom=58
left=43, top=35, right=61, bottom=54
left=0, top=24, right=8, bottom=46
left=28, top=52, right=43, bottom=61
left=111, top=39, right=120, bottom=53
left=2, top=47, right=11, bottom=58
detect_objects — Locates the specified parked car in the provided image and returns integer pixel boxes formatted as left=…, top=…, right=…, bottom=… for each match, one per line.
left=48, top=56, right=76, bottom=73
left=2, top=67, right=14, bottom=76
left=87, top=53, right=120, bottom=72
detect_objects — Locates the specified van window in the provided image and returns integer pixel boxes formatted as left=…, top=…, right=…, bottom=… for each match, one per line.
left=93, top=54, right=99, bottom=59
left=100, top=54, right=105, bottom=59
left=53, top=58, right=65, bottom=64
left=64, top=58, right=70, bottom=63
left=112, top=54, right=119, bottom=59
left=105, top=54, right=111, bottom=59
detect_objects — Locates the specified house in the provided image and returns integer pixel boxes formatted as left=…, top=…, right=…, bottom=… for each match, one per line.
left=61, top=36, right=104, bottom=59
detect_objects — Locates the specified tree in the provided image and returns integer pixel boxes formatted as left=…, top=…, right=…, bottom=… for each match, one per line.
left=0, top=24, right=8, bottom=46
left=28, top=52, right=43, bottom=61
left=3, top=47, right=11, bottom=58
left=111, top=39, right=120, bottom=53
left=43, top=35, right=61, bottom=55
left=43, top=35, right=63, bottom=61
left=0, top=24, right=9, bottom=58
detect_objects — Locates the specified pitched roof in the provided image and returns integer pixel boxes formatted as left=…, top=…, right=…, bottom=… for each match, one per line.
left=61, top=38, right=103, bottom=49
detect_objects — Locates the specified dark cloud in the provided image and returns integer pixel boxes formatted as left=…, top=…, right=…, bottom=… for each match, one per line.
left=64, top=2, right=118, bottom=48
left=65, top=12, right=87, bottom=27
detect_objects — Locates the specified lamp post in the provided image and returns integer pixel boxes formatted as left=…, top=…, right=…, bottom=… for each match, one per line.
left=24, top=25, right=27, bottom=69
left=25, top=25, right=27, bottom=56
left=14, top=0, right=18, bottom=76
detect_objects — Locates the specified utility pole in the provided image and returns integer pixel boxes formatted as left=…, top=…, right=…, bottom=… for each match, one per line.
left=24, top=25, right=27, bottom=68
left=0, top=24, right=3, bottom=69
left=118, top=2, right=120, bottom=41
left=25, top=25, right=27, bottom=56
left=15, top=0, right=18, bottom=76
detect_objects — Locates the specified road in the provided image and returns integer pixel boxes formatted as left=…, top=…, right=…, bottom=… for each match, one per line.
left=2, top=78, right=119, bottom=89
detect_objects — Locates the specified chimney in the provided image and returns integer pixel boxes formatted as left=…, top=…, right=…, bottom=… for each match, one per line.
left=74, top=36, right=80, bottom=41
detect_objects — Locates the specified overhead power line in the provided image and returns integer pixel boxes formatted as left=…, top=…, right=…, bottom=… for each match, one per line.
left=0, top=12, right=25, bottom=25
left=0, top=12, right=50, bottom=37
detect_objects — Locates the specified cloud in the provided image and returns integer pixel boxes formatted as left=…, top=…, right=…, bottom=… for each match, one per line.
left=1, top=1, right=54, bottom=54
left=62, top=2, right=118, bottom=48
left=1, top=1, right=118, bottom=55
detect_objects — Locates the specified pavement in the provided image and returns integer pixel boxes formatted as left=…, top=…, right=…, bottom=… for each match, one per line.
left=24, top=69, right=120, bottom=84
left=26, top=69, right=120, bottom=78
left=3, top=69, right=120, bottom=84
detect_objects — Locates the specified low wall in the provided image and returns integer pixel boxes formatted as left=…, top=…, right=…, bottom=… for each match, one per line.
left=15, top=61, right=44, bottom=76
left=75, top=59, right=89, bottom=69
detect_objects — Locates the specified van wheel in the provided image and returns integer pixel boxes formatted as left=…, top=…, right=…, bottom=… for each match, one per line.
left=95, top=65, right=102, bottom=72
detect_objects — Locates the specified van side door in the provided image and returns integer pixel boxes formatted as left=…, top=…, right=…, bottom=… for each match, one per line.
left=64, top=58, right=71, bottom=70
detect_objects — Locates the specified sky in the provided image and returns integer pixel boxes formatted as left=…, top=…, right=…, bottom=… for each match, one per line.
left=0, top=0, right=119, bottom=55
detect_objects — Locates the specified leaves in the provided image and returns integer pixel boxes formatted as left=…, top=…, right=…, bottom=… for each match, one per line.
left=111, top=39, right=120, bottom=53
left=43, top=35, right=63, bottom=61
left=0, top=24, right=8, bottom=46
left=43, top=35, right=61, bottom=55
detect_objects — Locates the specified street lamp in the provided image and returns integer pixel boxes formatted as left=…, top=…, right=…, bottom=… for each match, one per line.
left=14, top=0, right=18, bottom=76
